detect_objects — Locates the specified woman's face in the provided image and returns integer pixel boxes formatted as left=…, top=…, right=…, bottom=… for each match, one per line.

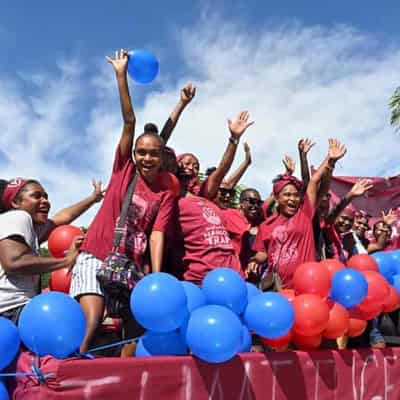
left=13, top=182, right=50, bottom=224
left=240, top=190, right=263, bottom=222
left=276, top=184, right=301, bottom=217
left=134, top=135, right=163, bottom=181
left=178, top=155, right=199, bottom=180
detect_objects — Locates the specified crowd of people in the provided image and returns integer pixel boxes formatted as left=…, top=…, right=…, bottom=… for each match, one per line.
left=0, top=49, right=398, bottom=356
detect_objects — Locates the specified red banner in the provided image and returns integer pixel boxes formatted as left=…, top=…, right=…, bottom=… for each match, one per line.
left=12, top=348, right=400, bottom=399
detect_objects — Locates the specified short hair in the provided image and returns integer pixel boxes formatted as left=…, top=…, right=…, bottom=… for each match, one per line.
left=239, top=188, right=261, bottom=202
left=143, top=123, right=159, bottom=134
left=205, top=167, right=217, bottom=177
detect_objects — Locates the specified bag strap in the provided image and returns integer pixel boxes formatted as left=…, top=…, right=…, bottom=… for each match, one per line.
left=113, top=171, right=139, bottom=248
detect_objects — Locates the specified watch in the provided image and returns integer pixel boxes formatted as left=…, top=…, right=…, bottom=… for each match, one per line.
left=229, top=137, right=239, bottom=145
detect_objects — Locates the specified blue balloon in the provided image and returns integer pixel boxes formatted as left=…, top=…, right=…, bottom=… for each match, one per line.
left=131, top=273, right=188, bottom=332
left=128, top=50, right=159, bottom=84
left=330, top=268, right=368, bottom=308
left=371, top=252, right=396, bottom=284
left=18, top=292, right=85, bottom=359
left=0, top=317, right=20, bottom=371
left=238, top=325, right=252, bottom=353
left=186, top=305, right=242, bottom=363
left=202, top=268, right=247, bottom=314
left=181, top=282, right=206, bottom=312
left=246, top=283, right=260, bottom=302
left=0, top=381, right=9, bottom=400
left=136, top=330, right=187, bottom=357
left=135, top=339, right=151, bottom=357
left=244, top=292, right=294, bottom=339
left=393, top=274, right=400, bottom=293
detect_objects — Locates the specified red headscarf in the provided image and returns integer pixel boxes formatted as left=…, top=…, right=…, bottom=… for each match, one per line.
left=2, top=178, right=30, bottom=210
left=272, top=173, right=303, bottom=195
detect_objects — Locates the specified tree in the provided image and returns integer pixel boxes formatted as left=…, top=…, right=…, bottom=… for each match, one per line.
left=389, top=87, right=400, bottom=131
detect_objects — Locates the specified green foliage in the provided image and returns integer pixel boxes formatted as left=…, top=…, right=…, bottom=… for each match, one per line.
left=389, top=87, right=400, bottom=131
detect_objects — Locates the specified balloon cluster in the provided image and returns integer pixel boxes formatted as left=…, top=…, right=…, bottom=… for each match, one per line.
left=263, top=254, right=400, bottom=350
left=130, top=269, right=294, bottom=363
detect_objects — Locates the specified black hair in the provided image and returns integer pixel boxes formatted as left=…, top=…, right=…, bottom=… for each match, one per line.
left=0, top=180, right=8, bottom=213
left=134, top=132, right=165, bottom=150
left=205, top=167, right=217, bottom=177
left=239, top=188, right=261, bottom=203
left=143, top=123, right=159, bottom=134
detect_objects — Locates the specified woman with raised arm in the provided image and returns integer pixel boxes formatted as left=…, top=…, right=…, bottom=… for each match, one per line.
left=70, top=50, right=175, bottom=354
left=173, top=112, right=254, bottom=284
left=0, top=178, right=103, bottom=323
left=253, top=139, right=347, bottom=289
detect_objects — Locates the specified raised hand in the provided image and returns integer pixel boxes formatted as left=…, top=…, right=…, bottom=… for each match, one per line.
left=328, top=138, right=347, bottom=162
left=92, top=179, right=106, bottom=202
left=228, top=111, right=254, bottom=140
left=106, top=49, right=129, bottom=76
left=382, top=209, right=397, bottom=226
left=349, top=179, right=373, bottom=198
left=298, top=138, right=315, bottom=154
left=180, top=82, right=196, bottom=105
left=244, top=142, right=252, bottom=164
left=282, top=155, right=295, bottom=175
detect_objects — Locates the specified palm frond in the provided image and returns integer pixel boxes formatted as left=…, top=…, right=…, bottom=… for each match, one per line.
left=389, top=87, right=400, bottom=130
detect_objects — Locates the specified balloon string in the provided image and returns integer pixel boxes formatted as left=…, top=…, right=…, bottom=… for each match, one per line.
left=0, top=357, right=53, bottom=382
left=77, top=336, right=140, bottom=357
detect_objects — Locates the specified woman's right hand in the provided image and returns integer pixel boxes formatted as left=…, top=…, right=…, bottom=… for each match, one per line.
left=106, top=49, right=129, bottom=77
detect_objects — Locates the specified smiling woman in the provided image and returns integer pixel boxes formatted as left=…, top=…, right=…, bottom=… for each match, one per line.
left=0, top=177, right=103, bottom=324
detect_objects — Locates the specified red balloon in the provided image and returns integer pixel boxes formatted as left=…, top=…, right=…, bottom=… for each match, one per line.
left=359, top=270, right=389, bottom=310
left=349, top=303, right=381, bottom=321
left=383, top=285, right=400, bottom=313
left=156, top=172, right=180, bottom=197
left=292, top=294, right=330, bottom=336
left=48, top=225, right=83, bottom=258
left=293, top=332, right=322, bottom=350
left=278, top=289, right=296, bottom=303
left=347, top=254, right=379, bottom=272
left=293, top=262, right=331, bottom=298
left=260, top=331, right=292, bottom=350
left=49, top=268, right=71, bottom=294
left=320, top=259, right=345, bottom=278
left=322, top=301, right=350, bottom=339
left=347, top=317, right=367, bottom=338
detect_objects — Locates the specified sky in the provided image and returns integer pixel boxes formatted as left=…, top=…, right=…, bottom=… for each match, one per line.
left=1, top=1, right=400, bottom=226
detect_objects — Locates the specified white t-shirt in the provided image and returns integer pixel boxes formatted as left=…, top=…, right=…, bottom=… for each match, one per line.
left=0, top=210, right=53, bottom=313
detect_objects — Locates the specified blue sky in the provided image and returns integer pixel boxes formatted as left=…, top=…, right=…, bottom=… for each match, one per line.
left=1, top=1, right=400, bottom=225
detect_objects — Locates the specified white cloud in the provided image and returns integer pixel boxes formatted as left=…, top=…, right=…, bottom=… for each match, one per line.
left=1, top=19, right=400, bottom=227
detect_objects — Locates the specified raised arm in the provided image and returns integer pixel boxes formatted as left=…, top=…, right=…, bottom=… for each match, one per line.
left=50, top=180, right=105, bottom=226
left=159, top=83, right=196, bottom=144
left=206, top=112, right=254, bottom=199
left=306, top=138, right=346, bottom=208
left=106, top=49, right=136, bottom=160
left=224, top=142, right=252, bottom=189
left=325, top=179, right=373, bottom=224
left=298, top=138, right=315, bottom=188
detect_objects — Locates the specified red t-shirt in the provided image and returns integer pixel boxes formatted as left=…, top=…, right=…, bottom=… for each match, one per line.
left=176, top=195, right=242, bottom=284
left=253, top=194, right=316, bottom=288
left=81, top=145, right=174, bottom=268
left=221, top=208, right=261, bottom=271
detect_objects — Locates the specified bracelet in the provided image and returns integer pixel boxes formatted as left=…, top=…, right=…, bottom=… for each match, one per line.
left=229, top=137, right=239, bottom=145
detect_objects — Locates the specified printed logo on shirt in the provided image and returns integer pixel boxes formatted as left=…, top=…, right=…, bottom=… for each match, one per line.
left=202, top=206, right=222, bottom=225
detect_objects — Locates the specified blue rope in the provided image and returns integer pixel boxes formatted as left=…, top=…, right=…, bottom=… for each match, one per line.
left=0, top=356, right=53, bottom=382
left=75, top=336, right=140, bottom=357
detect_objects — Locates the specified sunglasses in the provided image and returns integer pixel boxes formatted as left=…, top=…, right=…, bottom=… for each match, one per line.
left=218, top=188, right=235, bottom=197
left=242, top=197, right=263, bottom=206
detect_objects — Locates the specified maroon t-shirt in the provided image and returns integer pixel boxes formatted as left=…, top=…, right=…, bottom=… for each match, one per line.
left=253, top=194, right=316, bottom=288
left=221, top=208, right=260, bottom=271
left=81, top=145, right=174, bottom=267
left=176, top=195, right=242, bottom=284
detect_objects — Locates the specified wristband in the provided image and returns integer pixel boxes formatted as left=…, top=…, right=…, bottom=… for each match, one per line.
left=229, top=137, right=239, bottom=146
